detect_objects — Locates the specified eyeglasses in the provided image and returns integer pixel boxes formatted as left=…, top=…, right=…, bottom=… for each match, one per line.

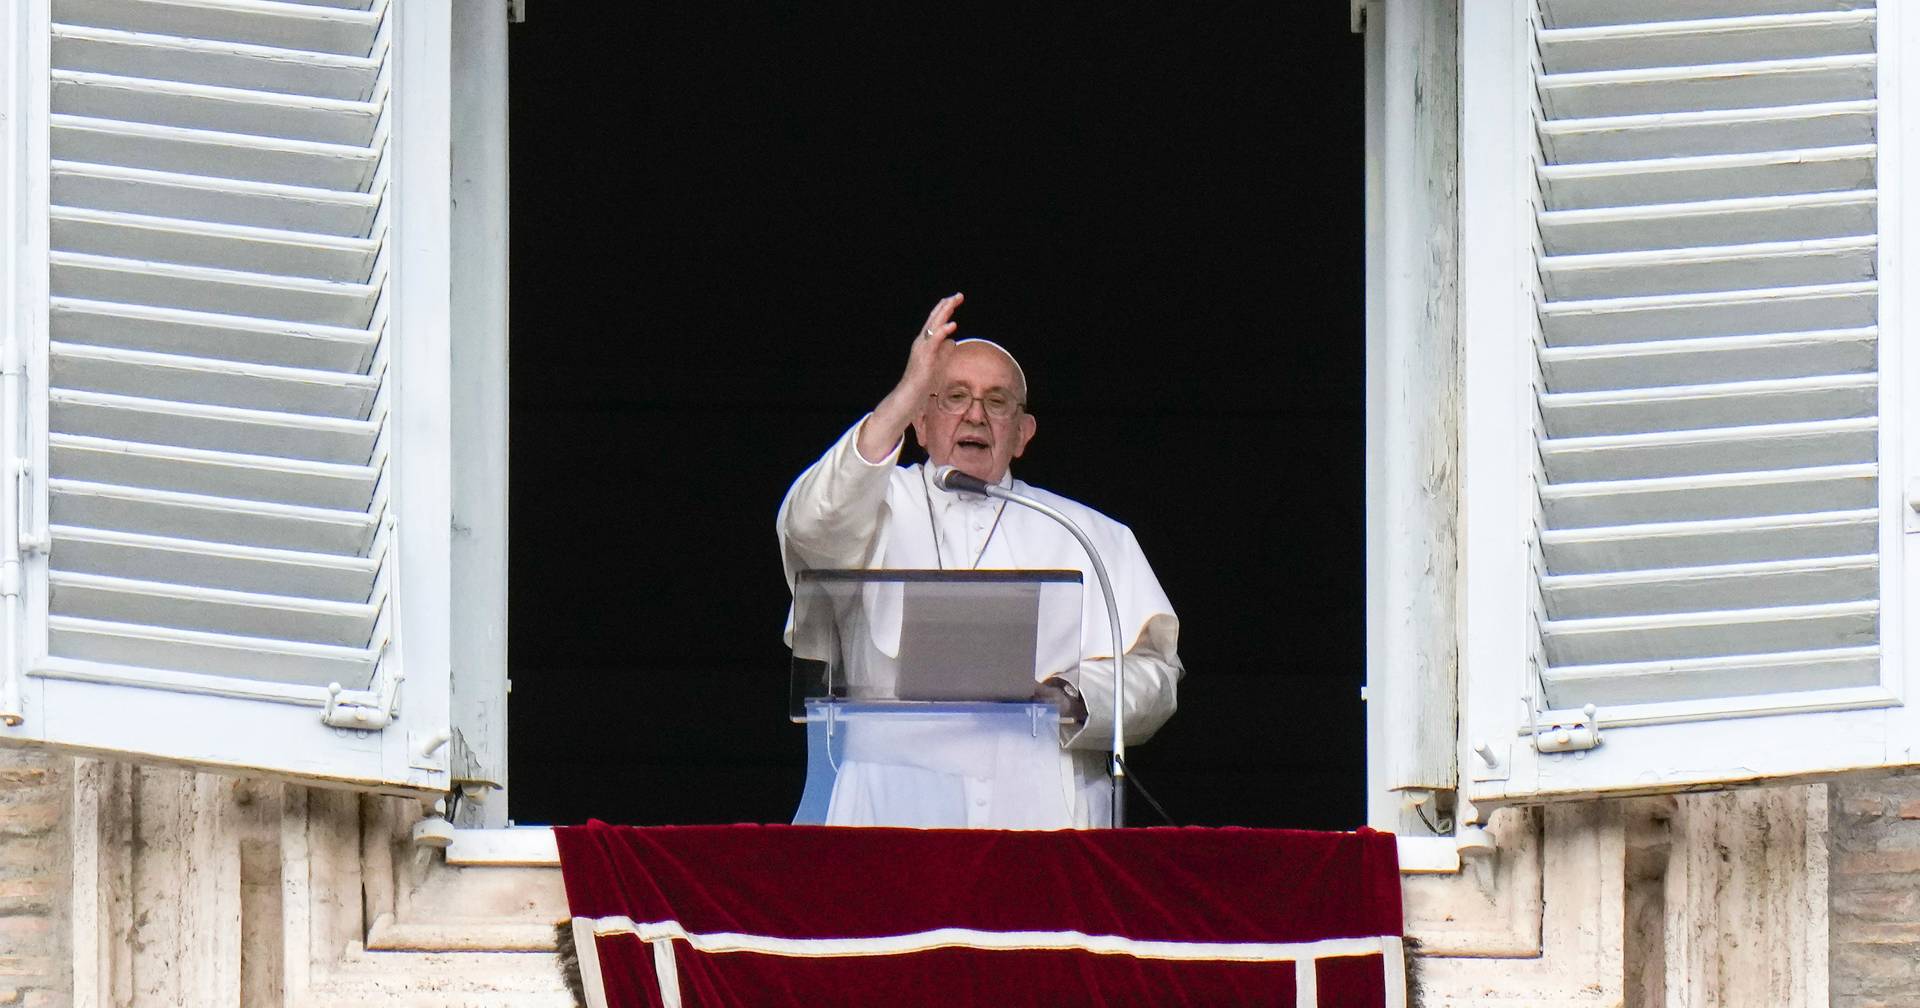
left=931, top=388, right=1024, bottom=420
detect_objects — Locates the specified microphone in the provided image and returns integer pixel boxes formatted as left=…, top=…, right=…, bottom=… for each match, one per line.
left=932, top=464, right=993, bottom=495
left=928, top=462, right=1133, bottom=827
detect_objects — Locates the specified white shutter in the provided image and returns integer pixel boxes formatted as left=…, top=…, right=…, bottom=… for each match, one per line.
left=1460, top=0, right=1920, bottom=806
left=0, top=0, right=455, bottom=795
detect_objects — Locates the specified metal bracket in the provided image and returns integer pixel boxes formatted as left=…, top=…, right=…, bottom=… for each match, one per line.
left=1530, top=703, right=1601, bottom=754
left=321, top=670, right=405, bottom=730
left=1470, top=737, right=1512, bottom=782
left=409, top=729, right=450, bottom=772
left=13, top=460, right=44, bottom=555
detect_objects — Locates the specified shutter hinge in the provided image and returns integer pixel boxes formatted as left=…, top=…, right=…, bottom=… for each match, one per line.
left=1529, top=702, right=1601, bottom=754
left=13, top=460, right=43, bottom=555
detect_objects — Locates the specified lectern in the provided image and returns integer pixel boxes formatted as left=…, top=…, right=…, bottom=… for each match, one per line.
left=789, top=569, right=1085, bottom=829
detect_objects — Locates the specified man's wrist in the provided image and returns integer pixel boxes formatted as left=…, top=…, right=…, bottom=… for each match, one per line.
left=853, top=413, right=906, bottom=465
left=1041, top=677, right=1088, bottom=723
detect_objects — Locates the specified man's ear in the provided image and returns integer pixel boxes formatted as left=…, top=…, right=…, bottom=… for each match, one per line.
left=1012, top=413, right=1036, bottom=458
left=910, top=413, right=929, bottom=450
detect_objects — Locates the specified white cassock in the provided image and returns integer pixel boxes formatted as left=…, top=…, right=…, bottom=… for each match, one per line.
left=778, top=417, right=1183, bottom=829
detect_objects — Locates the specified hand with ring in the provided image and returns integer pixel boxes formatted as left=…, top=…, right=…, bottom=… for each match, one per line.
left=858, top=292, right=964, bottom=461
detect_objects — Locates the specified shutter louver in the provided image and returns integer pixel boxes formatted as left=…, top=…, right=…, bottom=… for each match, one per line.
left=1531, top=1, right=1882, bottom=709
left=38, top=0, right=393, bottom=693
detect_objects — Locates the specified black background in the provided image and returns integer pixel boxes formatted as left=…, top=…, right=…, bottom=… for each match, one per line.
left=504, top=4, right=1366, bottom=830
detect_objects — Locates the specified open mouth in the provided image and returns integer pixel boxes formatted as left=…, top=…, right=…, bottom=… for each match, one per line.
left=955, top=435, right=991, bottom=452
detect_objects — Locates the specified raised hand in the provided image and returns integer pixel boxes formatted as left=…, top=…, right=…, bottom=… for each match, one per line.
left=857, top=293, right=963, bottom=462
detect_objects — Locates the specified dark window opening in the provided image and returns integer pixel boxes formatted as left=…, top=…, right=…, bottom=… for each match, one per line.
left=506, top=5, right=1365, bottom=830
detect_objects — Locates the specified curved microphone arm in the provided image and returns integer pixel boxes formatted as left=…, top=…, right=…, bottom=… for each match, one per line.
left=935, top=466, right=1128, bottom=827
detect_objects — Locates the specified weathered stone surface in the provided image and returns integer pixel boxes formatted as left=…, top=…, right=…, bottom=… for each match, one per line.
left=1831, top=887, right=1920, bottom=921
left=1830, top=772, right=1920, bottom=1006
left=0, top=803, right=58, bottom=840
left=0, top=752, right=65, bottom=1008
left=1843, top=796, right=1887, bottom=819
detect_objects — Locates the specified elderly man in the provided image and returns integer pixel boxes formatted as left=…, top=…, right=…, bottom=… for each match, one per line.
left=778, top=292, right=1183, bottom=828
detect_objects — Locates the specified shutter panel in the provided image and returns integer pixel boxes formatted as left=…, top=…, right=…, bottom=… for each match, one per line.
left=0, top=0, right=455, bottom=794
left=1460, top=0, right=1920, bottom=805
left=1533, top=1, right=1881, bottom=707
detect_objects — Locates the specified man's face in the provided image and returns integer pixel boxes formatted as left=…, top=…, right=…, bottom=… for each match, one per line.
left=912, top=342, right=1036, bottom=484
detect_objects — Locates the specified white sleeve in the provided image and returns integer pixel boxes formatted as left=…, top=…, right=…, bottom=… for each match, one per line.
left=777, top=415, right=901, bottom=584
left=1059, top=619, right=1182, bottom=750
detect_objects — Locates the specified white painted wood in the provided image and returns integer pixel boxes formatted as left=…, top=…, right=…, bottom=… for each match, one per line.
left=52, top=342, right=380, bottom=419
left=1539, top=10, right=1877, bottom=75
left=1886, top=0, right=1920, bottom=798
left=51, top=206, right=380, bottom=282
left=1540, top=54, right=1877, bottom=120
left=35, top=651, right=347, bottom=701
left=1363, top=0, right=1462, bottom=831
left=1541, top=464, right=1876, bottom=527
left=1541, top=374, right=1876, bottom=437
left=50, top=478, right=377, bottom=554
left=1542, top=99, right=1878, bottom=164
left=52, top=297, right=378, bottom=371
left=1543, top=647, right=1880, bottom=707
left=51, top=433, right=380, bottom=510
left=0, top=0, right=452, bottom=796
left=51, top=567, right=375, bottom=643
left=51, top=23, right=380, bottom=100
left=49, top=614, right=377, bottom=686
left=50, top=251, right=380, bottom=326
left=1451, top=0, right=1920, bottom=806
left=1539, top=328, right=1876, bottom=391
left=1540, top=508, right=1877, bottom=572
left=1540, top=236, right=1878, bottom=300
left=1540, top=281, right=1878, bottom=346
left=54, top=0, right=383, bottom=57
left=1541, top=0, right=1874, bottom=31
left=0, top=0, right=49, bottom=726
left=49, top=389, right=380, bottom=462
left=1540, top=189, right=1876, bottom=255
left=1543, top=599, right=1877, bottom=666
left=1540, top=418, right=1875, bottom=482
left=447, top=0, right=509, bottom=817
left=1456, top=0, right=1538, bottom=828
left=377, top=0, right=454, bottom=795
left=51, top=69, right=380, bottom=145
left=1539, top=145, right=1877, bottom=210
left=1543, top=555, right=1877, bottom=617
left=49, top=524, right=377, bottom=598
left=51, top=114, right=381, bottom=190
left=52, top=160, right=379, bottom=236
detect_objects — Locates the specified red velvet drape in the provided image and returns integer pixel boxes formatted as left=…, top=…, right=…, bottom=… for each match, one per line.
left=556, top=822, right=1403, bottom=1008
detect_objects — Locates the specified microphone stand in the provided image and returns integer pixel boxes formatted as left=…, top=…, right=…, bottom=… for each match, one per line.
left=936, top=467, right=1129, bottom=827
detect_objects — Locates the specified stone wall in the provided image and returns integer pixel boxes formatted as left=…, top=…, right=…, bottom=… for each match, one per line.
left=0, top=749, right=68, bottom=1008
left=10, top=746, right=1920, bottom=1006
left=1829, top=772, right=1920, bottom=1008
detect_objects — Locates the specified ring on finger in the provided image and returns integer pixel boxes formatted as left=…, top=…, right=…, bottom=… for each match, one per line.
left=923, top=328, right=935, bottom=338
